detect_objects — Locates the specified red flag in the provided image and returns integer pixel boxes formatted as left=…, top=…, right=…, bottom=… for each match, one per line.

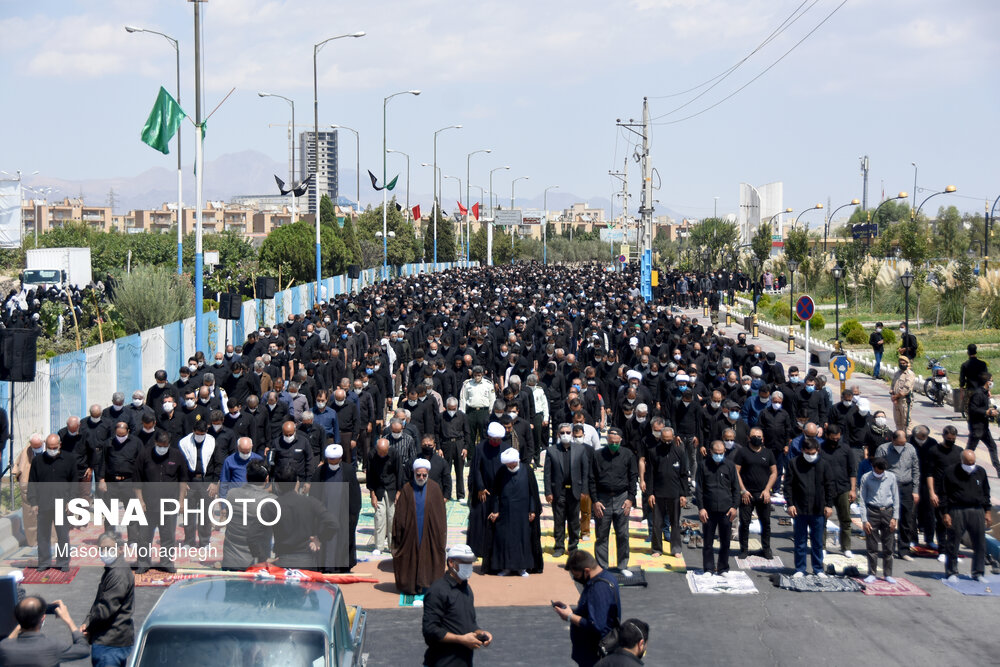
left=457, top=201, right=468, bottom=215
left=471, top=202, right=480, bottom=221
left=412, top=204, right=421, bottom=220
left=246, top=564, right=377, bottom=585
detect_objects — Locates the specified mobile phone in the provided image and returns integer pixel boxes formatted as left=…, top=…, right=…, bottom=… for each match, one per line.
left=551, top=600, right=567, bottom=609
left=475, top=631, right=490, bottom=643
left=45, top=603, right=59, bottom=614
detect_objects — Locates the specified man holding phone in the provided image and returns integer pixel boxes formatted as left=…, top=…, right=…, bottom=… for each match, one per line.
left=0, top=596, right=90, bottom=665
left=422, top=544, right=493, bottom=666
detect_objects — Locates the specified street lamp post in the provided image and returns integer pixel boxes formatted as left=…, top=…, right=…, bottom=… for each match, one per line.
left=913, top=185, right=958, bottom=221
left=330, top=125, right=360, bottom=208
left=865, top=192, right=908, bottom=248
left=510, top=176, right=529, bottom=260
left=786, top=258, right=799, bottom=353
left=126, top=25, right=183, bottom=274
left=386, top=149, right=410, bottom=222
left=543, top=185, right=559, bottom=265
left=794, top=203, right=824, bottom=230
left=466, top=149, right=491, bottom=266
left=258, top=92, right=296, bottom=224
left=313, top=32, right=365, bottom=286
left=750, top=255, right=761, bottom=314
left=432, top=125, right=461, bottom=271
left=382, top=90, right=421, bottom=280
left=832, top=263, right=843, bottom=348
left=824, top=199, right=861, bottom=255
left=487, top=166, right=510, bottom=266
left=899, top=271, right=915, bottom=334
left=443, top=174, right=461, bottom=263
left=988, top=195, right=1000, bottom=272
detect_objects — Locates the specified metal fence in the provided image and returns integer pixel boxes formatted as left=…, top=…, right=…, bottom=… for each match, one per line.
left=1, top=262, right=471, bottom=463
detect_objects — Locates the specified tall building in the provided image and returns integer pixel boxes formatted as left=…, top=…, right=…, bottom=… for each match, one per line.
left=299, top=130, right=338, bottom=216
left=738, top=182, right=784, bottom=246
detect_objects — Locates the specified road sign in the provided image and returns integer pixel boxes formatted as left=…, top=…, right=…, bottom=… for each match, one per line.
left=521, top=210, right=544, bottom=225
left=492, top=210, right=523, bottom=226
left=796, top=295, right=815, bottom=321
left=619, top=254, right=627, bottom=263
left=828, top=355, right=855, bottom=381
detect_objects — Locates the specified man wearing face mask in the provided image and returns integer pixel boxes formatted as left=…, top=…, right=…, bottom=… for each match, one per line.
left=864, top=409, right=893, bottom=460
left=783, top=438, right=834, bottom=577
left=96, top=422, right=143, bottom=545
left=643, top=427, right=689, bottom=558
left=26, top=434, right=76, bottom=571
left=81, top=533, right=135, bottom=665
left=438, top=397, right=471, bottom=501
left=545, top=424, right=593, bottom=557
left=695, top=440, right=740, bottom=575
left=134, top=432, right=189, bottom=574
left=869, top=323, right=885, bottom=380
left=420, top=434, right=452, bottom=499
left=876, top=430, right=921, bottom=561
left=966, top=371, right=1000, bottom=478
left=925, top=425, right=963, bottom=553
left=592, top=428, right=638, bottom=575
left=219, top=437, right=264, bottom=499
left=467, top=422, right=509, bottom=559
left=859, top=456, right=899, bottom=583
left=177, top=419, right=219, bottom=548
left=222, top=461, right=278, bottom=571
left=890, top=356, right=917, bottom=431
left=146, top=369, right=179, bottom=415
left=310, top=444, right=362, bottom=572
left=941, top=449, right=993, bottom=582
left=422, top=544, right=493, bottom=665
left=393, top=458, right=448, bottom=594
left=898, top=322, right=918, bottom=364
left=554, top=549, right=621, bottom=667
left=487, top=448, right=543, bottom=577
left=821, top=424, right=857, bottom=559
left=735, top=427, right=778, bottom=560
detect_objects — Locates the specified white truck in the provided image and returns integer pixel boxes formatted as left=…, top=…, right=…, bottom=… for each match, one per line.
left=23, top=247, right=92, bottom=290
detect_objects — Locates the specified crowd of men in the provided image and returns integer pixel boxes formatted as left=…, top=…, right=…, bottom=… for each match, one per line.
left=9, top=261, right=1000, bottom=664
left=2, top=279, right=111, bottom=331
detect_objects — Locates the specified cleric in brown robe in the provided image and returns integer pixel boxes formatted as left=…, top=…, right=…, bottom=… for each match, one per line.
left=392, top=457, right=448, bottom=595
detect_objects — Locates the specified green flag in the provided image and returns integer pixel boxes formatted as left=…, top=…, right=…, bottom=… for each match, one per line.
left=385, top=175, right=398, bottom=191
left=141, top=86, right=186, bottom=154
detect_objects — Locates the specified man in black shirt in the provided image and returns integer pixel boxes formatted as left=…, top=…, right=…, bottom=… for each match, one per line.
left=27, top=434, right=76, bottom=571
left=783, top=438, right=834, bottom=576
left=966, top=373, right=1000, bottom=476
left=941, top=450, right=992, bottom=582
left=98, top=421, right=142, bottom=544
left=696, top=440, right=740, bottom=574
left=422, top=544, right=493, bottom=666
left=438, top=398, right=471, bottom=501
left=734, top=427, right=777, bottom=559
left=925, top=425, right=962, bottom=551
left=135, top=432, right=189, bottom=573
left=367, top=438, right=401, bottom=555
left=821, top=424, right=857, bottom=558
left=146, top=369, right=180, bottom=415
left=643, top=426, right=689, bottom=557
left=959, top=343, right=989, bottom=394
left=271, top=463, right=337, bottom=569
left=592, top=428, right=638, bottom=574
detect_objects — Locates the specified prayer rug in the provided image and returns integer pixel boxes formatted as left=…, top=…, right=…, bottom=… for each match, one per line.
left=611, top=567, right=647, bottom=588
left=685, top=570, right=759, bottom=595
left=20, top=567, right=78, bottom=585
left=736, top=555, right=783, bottom=571
left=854, top=577, right=928, bottom=597
left=941, top=578, right=1000, bottom=596
left=772, top=573, right=864, bottom=592
left=823, top=553, right=867, bottom=576
left=398, top=593, right=426, bottom=607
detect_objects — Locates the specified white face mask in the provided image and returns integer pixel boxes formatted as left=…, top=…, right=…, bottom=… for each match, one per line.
left=803, top=452, right=818, bottom=463
left=559, top=434, right=572, bottom=444
left=723, top=440, right=735, bottom=450
left=962, top=463, right=978, bottom=474
left=508, top=464, right=520, bottom=474
left=874, top=417, right=886, bottom=427
left=163, top=402, right=175, bottom=413
left=100, top=553, right=117, bottom=566
left=872, top=470, right=885, bottom=479
left=45, top=448, right=59, bottom=457
left=456, top=563, right=474, bottom=580
left=447, top=410, right=456, bottom=417
left=316, top=402, right=327, bottom=410
left=328, top=462, right=341, bottom=471
left=193, top=434, right=205, bottom=443
left=143, top=426, right=156, bottom=434
left=154, top=445, right=170, bottom=456
left=116, top=435, right=128, bottom=443
left=31, top=445, right=44, bottom=455
left=283, top=435, right=296, bottom=443
left=184, top=399, right=195, bottom=408
left=238, top=451, right=252, bottom=461
left=132, top=398, right=143, bottom=407
left=156, top=382, right=166, bottom=389
left=894, top=444, right=904, bottom=453
left=710, top=401, right=721, bottom=409
left=842, top=401, right=853, bottom=408
left=189, top=365, right=198, bottom=373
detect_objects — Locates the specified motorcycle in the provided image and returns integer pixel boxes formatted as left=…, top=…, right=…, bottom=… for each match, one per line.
left=923, top=356, right=951, bottom=406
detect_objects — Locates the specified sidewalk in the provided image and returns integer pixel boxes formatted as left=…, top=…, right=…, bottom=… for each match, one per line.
left=680, top=304, right=1000, bottom=505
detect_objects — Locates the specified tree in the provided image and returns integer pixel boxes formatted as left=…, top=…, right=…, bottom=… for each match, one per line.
left=356, top=199, right=419, bottom=267
left=896, top=217, right=929, bottom=265
left=783, top=227, right=809, bottom=267
left=932, top=205, right=967, bottom=259
left=954, top=254, right=977, bottom=330
left=111, top=265, right=194, bottom=334
left=422, top=210, right=458, bottom=263
left=339, top=215, right=362, bottom=266
left=687, top=217, right=738, bottom=265
left=258, top=220, right=349, bottom=284
left=319, top=194, right=337, bottom=227
left=835, top=239, right=867, bottom=310
left=751, top=222, right=772, bottom=265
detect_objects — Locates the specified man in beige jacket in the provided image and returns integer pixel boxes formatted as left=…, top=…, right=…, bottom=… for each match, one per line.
left=12, top=433, right=44, bottom=546
left=890, top=356, right=917, bottom=431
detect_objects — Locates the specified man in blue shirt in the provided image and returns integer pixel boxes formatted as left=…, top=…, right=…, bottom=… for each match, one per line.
left=553, top=550, right=621, bottom=667
left=312, top=389, right=341, bottom=444
left=219, top=437, right=264, bottom=498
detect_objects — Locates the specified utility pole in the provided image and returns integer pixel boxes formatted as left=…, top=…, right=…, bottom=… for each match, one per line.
left=609, top=155, right=629, bottom=267
left=191, top=0, right=206, bottom=355
left=859, top=155, right=870, bottom=211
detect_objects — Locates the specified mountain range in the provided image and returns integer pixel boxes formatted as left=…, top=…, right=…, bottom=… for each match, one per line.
left=20, top=150, right=686, bottom=220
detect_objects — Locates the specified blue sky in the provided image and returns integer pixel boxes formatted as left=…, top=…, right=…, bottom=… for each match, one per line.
left=1, top=0, right=998, bottom=219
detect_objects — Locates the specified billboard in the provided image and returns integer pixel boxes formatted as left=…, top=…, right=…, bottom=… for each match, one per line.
left=0, top=179, right=23, bottom=248
left=493, top=210, right=523, bottom=226
left=521, top=209, right=545, bottom=225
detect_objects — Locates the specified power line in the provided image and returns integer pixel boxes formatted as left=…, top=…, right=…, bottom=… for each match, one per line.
left=653, top=0, right=848, bottom=126
left=649, top=0, right=819, bottom=119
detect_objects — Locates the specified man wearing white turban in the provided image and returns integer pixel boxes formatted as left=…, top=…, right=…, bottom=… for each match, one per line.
left=309, top=443, right=361, bottom=572
left=487, top=448, right=543, bottom=576
left=466, top=421, right=510, bottom=561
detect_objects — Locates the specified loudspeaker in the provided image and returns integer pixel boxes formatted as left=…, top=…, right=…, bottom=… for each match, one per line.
left=219, top=292, right=242, bottom=321
left=0, top=328, right=39, bottom=382
left=255, top=276, right=276, bottom=299
left=347, top=264, right=361, bottom=280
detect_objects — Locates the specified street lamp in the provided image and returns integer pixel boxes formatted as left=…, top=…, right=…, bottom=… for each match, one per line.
left=832, top=263, right=843, bottom=347
left=913, top=184, right=958, bottom=220
left=487, top=166, right=510, bottom=266
left=386, top=149, right=410, bottom=222
left=258, top=91, right=297, bottom=225
left=432, top=125, right=462, bottom=270
left=865, top=191, right=908, bottom=248
left=330, top=125, right=360, bottom=209
left=899, top=270, right=915, bottom=333
left=510, top=176, right=529, bottom=259
left=543, top=185, right=559, bottom=265
left=382, top=90, right=421, bottom=280
left=466, top=149, right=491, bottom=265
left=701, top=248, right=711, bottom=273
left=987, top=194, right=999, bottom=272
left=824, top=199, right=861, bottom=254
left=126, top=25, right=184, bottom=274
left=313, top=32, right=365, bottom=286
left=794, top=203, right=824, bottom=230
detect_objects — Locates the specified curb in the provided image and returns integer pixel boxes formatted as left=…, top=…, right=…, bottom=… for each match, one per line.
left=0, top=511, right=22, bottom=559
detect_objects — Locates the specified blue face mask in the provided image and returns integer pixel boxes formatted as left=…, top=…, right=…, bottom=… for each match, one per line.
left=790, top=376, right=802, bottom=384
left=365, top=368, right=374, bottom=375
left=678, top=385, right=688, bottom=393
left=712, top=453, right=725, bottom=463
left=341, top=334, right=348, bottom=340
left=728, top=411, right=740, bottom=421
left=805, top=385, right=815, bottom=393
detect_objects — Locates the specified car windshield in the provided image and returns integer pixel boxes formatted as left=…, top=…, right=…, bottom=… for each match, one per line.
left=23, top=269, right=60, bottom=284
left=135, top=626, right=327, bottom=667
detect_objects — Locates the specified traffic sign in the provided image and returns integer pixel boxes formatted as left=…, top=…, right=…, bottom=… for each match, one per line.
left=492, top=210, right=523, bottom=226
left=619, top=254, right=627, bottom=263
left=828, top=355, right=855, bottom=381
left=796, top=295, right=815, bottom=321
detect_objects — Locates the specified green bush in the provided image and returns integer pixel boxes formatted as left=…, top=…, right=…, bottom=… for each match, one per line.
left=800, top=311, right=825, bottom=329
left=756, top=294, right=772, bottom=310
left=881, top=327, right=897, bottom=346
left=840, top=318, right=868, bottom=344
left=770, top=301, right=791, bottom=324
left=204, top=299, right=219, bottom=313
left=111, top=265, right=194, bottom=334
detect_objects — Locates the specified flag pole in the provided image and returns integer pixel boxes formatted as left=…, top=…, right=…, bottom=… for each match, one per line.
left=192, top=0, right=206, bottom=355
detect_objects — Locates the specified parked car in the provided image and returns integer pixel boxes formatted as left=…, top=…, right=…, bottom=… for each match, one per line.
left=129, top=577, right=367, bottom=667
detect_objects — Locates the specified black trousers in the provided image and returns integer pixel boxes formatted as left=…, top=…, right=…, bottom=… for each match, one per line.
left=467, top=408, right=488, bottom=444
left=594, top=492, right=630, bottom=570
left=552, top=487, right=581, bottom=553
left=738, top=493, right=772, bottom=553
left=897, top=482, right=917, bottom=550
left=532, top=414, right=546, bottom=467
left=917, top=480, right=936, bottom=545
left=703, top=510, right=732, bottom=573
left=36, top=505, right=71, bottom=568
left=440, top=439, right=465, bottom=499
left=650, top=496, right=681, bottom=555
left=967, top=423, right=1000, bottom=471
left=139, top=505, right=178, bottom=567
left=183, top=481, right=213, bottom=546
left=946, top=507, right=986, bottom=578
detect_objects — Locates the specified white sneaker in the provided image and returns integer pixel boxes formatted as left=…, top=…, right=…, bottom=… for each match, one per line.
left=863, top=574, right=877, bottom=583
left=413, top=600, right=424, bottom=608
left=843, top=550, right=854, bottom=559
left=816, top=572, right=829, bottom=579
left=938, top=554, right=947, bottom=564
left=621, top=569, right=633, bottom=578
left=792, top=571, right=805, bottom=578
left=372, top=549, right=381, bottom=556
left=945, top=574, right=959, bottom=583
left=977, top=575, right=990, bottom=583
left=885, top=576, right=898, bottom=585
